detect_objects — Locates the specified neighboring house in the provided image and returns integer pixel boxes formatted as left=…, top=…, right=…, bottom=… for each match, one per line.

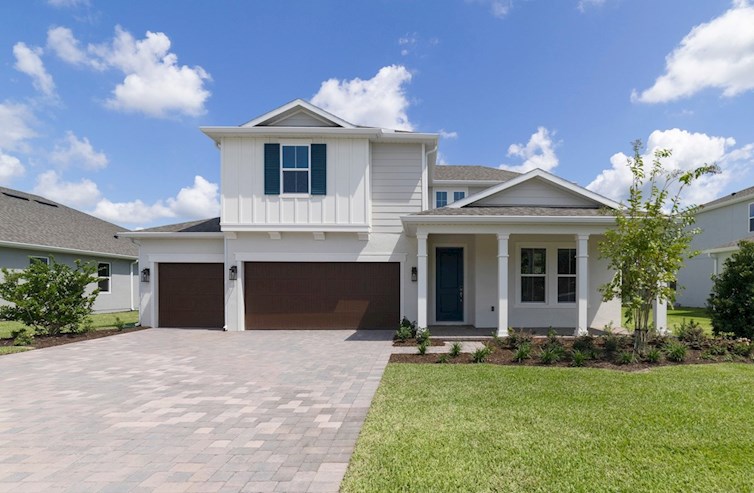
left=0, top=187, right=138, bottom=313
left=121, top=99, right=643, bottom=334
left=676, top=186, right=754, bottom=308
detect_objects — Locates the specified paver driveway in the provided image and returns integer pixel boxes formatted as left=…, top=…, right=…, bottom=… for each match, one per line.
left=0, top=328, right=395, bottom=493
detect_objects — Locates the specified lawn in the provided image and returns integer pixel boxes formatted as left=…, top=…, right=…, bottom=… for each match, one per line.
left=0, top=310, right=139, bottom=339
left=622, top=306, right=713, bottom=333
left=342, top=364, right=754, bottom=493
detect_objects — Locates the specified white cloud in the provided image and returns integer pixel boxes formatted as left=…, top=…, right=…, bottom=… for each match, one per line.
left=438, top=129, right=458, bottom=140
left=46, top=26, right=96, bottom=67
left=577, top=0, right=606, bottom=12
left=398, top=33, right=417, bottom=56
left=468, top=0, right=513, bottom=18
left=50, top=131, right=108, bottom=170
left=13, top=42, right=56, bottom=98
left=587, top=129, right=751, bottom=206
left=311, top=65, right=414, bottom=130
left=33, top=170, right=101, bottom=208
left=633, top=1, right=754, bottom=103
left=0, top=152, right=25, bottom=184
left=48, top=0, right=89, bottom=7
left=499, top=127, right=559, bottom=173
left=92, top=175, right=219, bottom=225
left=0, top=101, right=36, bottom=152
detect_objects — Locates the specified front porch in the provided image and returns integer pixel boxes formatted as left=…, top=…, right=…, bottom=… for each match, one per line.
left=427, top=325, right=614, bottom=339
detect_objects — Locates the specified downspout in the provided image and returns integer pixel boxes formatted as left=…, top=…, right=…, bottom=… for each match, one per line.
left=129, top=260, right=138, bottom=311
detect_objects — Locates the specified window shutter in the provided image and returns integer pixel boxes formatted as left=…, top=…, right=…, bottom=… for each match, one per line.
left=310, top=143, right=327, bottom=195
left=264, top=143, right=280, bottom=195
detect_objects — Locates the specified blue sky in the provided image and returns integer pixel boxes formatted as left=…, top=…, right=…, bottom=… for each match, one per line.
left=1, top=0, right=753, bottom=227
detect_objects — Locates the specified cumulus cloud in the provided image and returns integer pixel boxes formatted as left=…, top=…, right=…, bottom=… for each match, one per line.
left=587, top=129, right=752, bottom=205
left=33, top=170, right=101, bottom=208
left=438, top=129, right=458, bottom=139
left=50, top=131, right=108, bottom=170
left=92, top=175, right=219, bottom=225
left=467, top=0, right=513, bottom=18
left=311, top=65, right=414, bottom=130
left=499, top=127, right=559, bottom=173
left=13, top=42, right=56, bottom=98
left=47, top=25, right=211, bottom=118
left=0, top=102, right=36, bottom=152
left=633, top=1, right=754, bottom=103
left=577, top=0, right=606, bottom=12
left=0, top=153, right=25, bottom=184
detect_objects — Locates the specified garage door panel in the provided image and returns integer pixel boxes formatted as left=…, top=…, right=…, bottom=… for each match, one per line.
left=159, top=263, right=224, bottom=328
left=245, top=262, right=399, bottom=329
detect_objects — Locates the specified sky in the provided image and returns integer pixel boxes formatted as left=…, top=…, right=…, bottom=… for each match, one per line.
left=1, top=0, right=753, bottom=228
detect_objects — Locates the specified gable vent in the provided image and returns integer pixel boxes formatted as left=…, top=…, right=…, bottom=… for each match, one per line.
left=2, top=192, right=30, bottom=201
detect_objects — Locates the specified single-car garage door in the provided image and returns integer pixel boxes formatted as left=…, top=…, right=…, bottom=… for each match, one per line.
left=159, top=263, right=224, bottom=328
left=245, top=262, right=399, bottom=329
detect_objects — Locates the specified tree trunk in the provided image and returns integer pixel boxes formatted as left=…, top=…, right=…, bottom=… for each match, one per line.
left=634, top=328, right=648, bottom=354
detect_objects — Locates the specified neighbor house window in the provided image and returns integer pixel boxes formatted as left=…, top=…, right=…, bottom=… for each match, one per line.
left=436, top=191, right=448, bottom=208
left=557, top=248, right=577, bottom=303
left=29, top=256, right=49, bottom=265
left=749, top=203, right=754, bottom=232
left=98, top=262, right=111, bottom=293
left=453, top=191, right=465, bottom=202
left=521, top=248, right=546, bottom=303
left=281, top=145, right=309, bottom=194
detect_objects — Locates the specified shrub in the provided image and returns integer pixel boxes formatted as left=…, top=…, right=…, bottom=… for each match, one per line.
left=616, top=351, right=636, bottom=365
left=730, top=339, right=752, bottom=358
left=706, top=341, right=729, bottom=356
left=0, top=258, right=99, bottom=337
left=472, top=344, right=492, bottom=363
left=11, top=327, right=34, bottom=346
left=513, top=342, right=532, bottom=363
left=437, top=354, right=449, bottom=364
left=449, top=342, right=462, bottom=358
left=573, top=335, right=596, bottom=355
left=644, top=347, right=662, bottom=363
left=539, top=346, right=563, bottom=365
left=417, top=340, right=428, bottom=355
left=570, top=350, right=587, bottom=367
left=665, top=341, right=687, bottom=362
left=114, top=316, right=126, bottom=331
left=416, top=327, right=431, bottom=345
left=674, top=319, right=707, bottom=349
left=708, top=241, right=754, bottom=339
left=506, top=329, right=533, bottom=349
left=603, top=333, right=620, bottom=353
left=394, top=325, right=413, bottom=342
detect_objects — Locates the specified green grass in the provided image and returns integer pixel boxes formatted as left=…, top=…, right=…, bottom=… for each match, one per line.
left=622, top=306, right=713, bottom=334
left=0, top=310, right=138, bottom=339
left=342, top=364, right=754, bottom=493
left=0, top=346, right=33, bottom=355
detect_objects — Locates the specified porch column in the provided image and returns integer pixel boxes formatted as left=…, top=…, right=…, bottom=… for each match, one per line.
left=417, top=233, right=429, bottom=329
left=576, top=234, right=590, bottom=336
left=497, top=233, right=509, bottom=337
left=653, top=290, right=668, bottom=335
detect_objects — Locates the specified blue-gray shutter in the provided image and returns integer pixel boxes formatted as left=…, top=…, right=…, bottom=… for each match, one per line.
left=311, top=144, right=327, bottom=195
left=264, top=143, right=280, bottom=195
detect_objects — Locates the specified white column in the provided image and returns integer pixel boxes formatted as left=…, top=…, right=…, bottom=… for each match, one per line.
left=497, top=233, right=509, bottom=337
left=653, top=290, right=668, bottom=335
left=576, top=234, right=590, bottom=336
left=417, top=233, right=429, bottom=329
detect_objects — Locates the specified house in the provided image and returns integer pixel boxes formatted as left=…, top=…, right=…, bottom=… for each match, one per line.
left=0, top=186, right=139, bottom=313
left=121, top=99, right=647, bottom=335
left=676, top=186, right=754, bottom=308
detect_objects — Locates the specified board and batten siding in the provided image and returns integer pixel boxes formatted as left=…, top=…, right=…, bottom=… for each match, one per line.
left=371, top=143, right=423, bottom=233
left=221, top=137, right=369, bottom=227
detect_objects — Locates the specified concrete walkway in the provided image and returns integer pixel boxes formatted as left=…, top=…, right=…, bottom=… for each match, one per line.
left=0, top=328, right=395, bottom=493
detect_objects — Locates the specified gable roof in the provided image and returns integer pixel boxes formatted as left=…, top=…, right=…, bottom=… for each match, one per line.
left=702, top=185, right=754, bottom=210
left=139, top=217, right=221, bottom=233
left=449, top=168, right=622, bottom=210
left=433, top=165, right=520, bottom=183
left=414, top=206, right=613, bottom=217
left=241, top=99, right=356, bottom=129
left=0, top=186, right=137, bottom=259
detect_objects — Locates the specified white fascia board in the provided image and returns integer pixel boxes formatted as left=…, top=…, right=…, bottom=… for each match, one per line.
left=448, top=168, right=622, bottom=210
left=220, top=223, right=370, bottom=233
left=0, top=240, right=137, bottom=260
left=704, top=246, right=739, bottom=255
left=200, top=127, right=438, bottom=145
left=116, top=232, right=225, bottom=239
left=401, top=215, right=616, bottom=225
left=240, top=99, right=356, bottom=129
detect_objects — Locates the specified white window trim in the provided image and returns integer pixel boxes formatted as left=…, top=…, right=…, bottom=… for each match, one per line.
left=430, top=242, right=469, bottom=325
left=556, top=248, right=577, bottom=304
left=434, top=188, right=468, bottom=208
left=519, top=247, right=547, bottom=304
left=514, top=242, right=577, bottom=308
left=435, top=191, right=449, bottom=208
left=749, top=202, right=754, bottom=233
left=29, top=256, right=49, bottom=265
left=98, top=261, right=112, bottom=295
left=280, top=142, right=311, bottom=197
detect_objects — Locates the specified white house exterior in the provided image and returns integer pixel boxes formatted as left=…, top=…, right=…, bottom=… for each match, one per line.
left=121, top=99, right=630, bottom=335
left=676, top=186, right=754, bottom=308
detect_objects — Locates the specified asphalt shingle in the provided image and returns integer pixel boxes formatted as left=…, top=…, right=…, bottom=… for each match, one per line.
left=138, top=217, right=221, bottom=233
left=433, top=165, right=519, bottom=182
left=413, top=206, right=614, bottom=216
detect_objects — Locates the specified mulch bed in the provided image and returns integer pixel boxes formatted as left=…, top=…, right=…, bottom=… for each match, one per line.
left=0, top=326, right=147, bottom=350
left=393, top=338, right=445, bottom=347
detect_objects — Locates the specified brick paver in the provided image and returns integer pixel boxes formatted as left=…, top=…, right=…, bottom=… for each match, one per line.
left=0, top=328, right=394, bottom=492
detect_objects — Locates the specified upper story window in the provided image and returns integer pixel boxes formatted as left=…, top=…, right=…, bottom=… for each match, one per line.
left=281, top=145, right=309, bottom=194
left=29, top=256, right=49, bottom=266
left=435, top=190, right=466, bottom=208
left=749, top=203, right=754, bottom=232
left=436, top=191, right=448, bottom=208
left=521, top=248, right=546, bottom=303
left=98, top=262, right=111, bottom=293
left=453, top=191, right=465, bottom=202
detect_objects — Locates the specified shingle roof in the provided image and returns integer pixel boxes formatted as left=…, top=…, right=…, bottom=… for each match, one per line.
left=0, top=186, right=137, bottom=257
left=433, top=165, right=520, bottom=182
left=708, top=235, right=754, bottom=251
left=703, top=185, right=754, bottom=208
left=139, top=217, right=221, bottom=233
left=413, top=206, right=614, bottom=217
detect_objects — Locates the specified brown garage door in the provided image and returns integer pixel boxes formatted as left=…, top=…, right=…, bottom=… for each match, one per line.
left=158, top=263, right=224, bottom=328
left=245, top=262, right=399, bottom=329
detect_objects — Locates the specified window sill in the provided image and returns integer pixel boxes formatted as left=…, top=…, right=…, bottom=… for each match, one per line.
left=280, top=193, right=311, bottom=198
left=514, top=303, right=577, bottom=309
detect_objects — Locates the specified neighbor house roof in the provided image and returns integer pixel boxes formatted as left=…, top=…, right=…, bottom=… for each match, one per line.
left=413, top=206, right=612, bottom=217
left=702, top=185, right=754, bottom=210
left=139, top=217, right=221, bottom=233
left=704, top=235, right=754, bottom=254
left=0, top=186, right=137, bottom=259
left=433, top=165, right=520, bottom=182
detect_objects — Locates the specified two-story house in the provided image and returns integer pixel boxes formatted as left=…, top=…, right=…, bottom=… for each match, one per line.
left=121, top=99, right=636, bottom=334
left=676, top=186, right=754, bottom=308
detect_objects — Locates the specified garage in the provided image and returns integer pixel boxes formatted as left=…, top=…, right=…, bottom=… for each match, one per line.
left=245, top=262, right=399, bottom=329
left=158, top=263, right=224, bottom=328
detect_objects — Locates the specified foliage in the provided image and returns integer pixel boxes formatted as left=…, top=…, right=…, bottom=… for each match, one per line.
left=417, top=340, right=429, bottom=355
left=11, top=327, right=34, bottom=346
left=665, top=341, right=688, bottom=362
left=0, top=258, right=100, bottom=337
left=114, top=316, right=126, bottom=331
left=539, top=346, right=563, bottom=365
left=513, top=342, right=532, bottom=363
left=400, top=316, right=417, bottom=332
left=598, top=140, right=718, bottom=352
left=437, top=354, right=449, bottom=364
left=416, top=327, right=431, bottom=345
left=570, top=350, right=588, bottom=367
left=505, top=329, right=533, bottom=349
left=394, top=325, right=413, bottom=342
left=730, top=339, right=752, bottom=358
left=449, top=342, right=462, bottom=358
left=616, top=351, right=637, bottom=365
left=573, top=335, right=596, bottom=355
left=674, top=319, right=707, bottom=349
left=603, top=333, right=620, bottom=353
left=471, top=344, right=492, bottom=363
left=708, top=241, right=754, bottom=339
left=644, top=347, right=662, bottom=364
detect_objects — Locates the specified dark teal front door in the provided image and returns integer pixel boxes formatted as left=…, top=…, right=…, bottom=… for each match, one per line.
left=436, top=248, right=463, bottom=322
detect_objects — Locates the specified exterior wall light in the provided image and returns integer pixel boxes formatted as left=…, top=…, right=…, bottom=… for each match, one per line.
left=411, top=267, right=418, bottom=282
left=229, top=265, right=238, bottom=281
left=140, top=268, right=150, bottom=283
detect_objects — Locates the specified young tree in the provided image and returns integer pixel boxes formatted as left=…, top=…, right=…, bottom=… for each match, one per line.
left=708, top=241, right=754, bottom=339
left=0, top=257, right=100, bottom=336
left=599, top=141, right=718, bottom=353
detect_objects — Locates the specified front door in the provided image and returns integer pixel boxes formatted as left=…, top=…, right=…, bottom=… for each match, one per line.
left=436, top=247, right=463, bottom=322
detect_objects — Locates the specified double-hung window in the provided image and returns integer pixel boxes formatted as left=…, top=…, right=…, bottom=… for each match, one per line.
left=436, top=191, right=448, bottom=208
left=98, top=262, right=111, bottom=294
left=521, top=248, right=546, bottom=303
left=281, top=145, right=309, bottom=194
left=453, top=191, right=465, bottom=202
left=749, top=203, right=754, bottom=232
left=557, top=248, right=576, bottom=303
